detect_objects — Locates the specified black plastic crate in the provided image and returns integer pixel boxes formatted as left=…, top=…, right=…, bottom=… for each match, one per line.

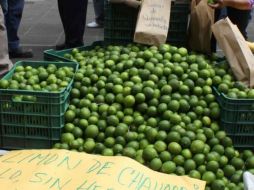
left=104, top=1, right=190, bottom=46
left=213, top=86, right=254, bottom=149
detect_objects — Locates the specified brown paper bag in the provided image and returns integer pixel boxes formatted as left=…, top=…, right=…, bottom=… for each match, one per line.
left=188, top=0, right=214, bottom=54
left=0, top=6, right=12, bottom=77
left=134, top=0, right=171, bottom=46
left=212, top=17, right=254, bottom=87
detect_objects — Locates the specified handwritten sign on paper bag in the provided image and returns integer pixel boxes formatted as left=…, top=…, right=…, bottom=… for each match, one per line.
left=134, top=0, right=171, bottom=46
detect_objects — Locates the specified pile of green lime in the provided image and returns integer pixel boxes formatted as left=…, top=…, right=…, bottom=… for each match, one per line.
left=213, top=62, right=254, bottom=99
left=0, top=64, right=75, bottom=101
left=53, top=44, right=254, bottom=190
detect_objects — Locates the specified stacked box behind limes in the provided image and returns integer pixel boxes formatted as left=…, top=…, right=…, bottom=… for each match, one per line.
left=213, top=87, right=254, bottom=149
left=104, top=1, right=190, bottom=46
left=0, top=61, right=78, bottom=149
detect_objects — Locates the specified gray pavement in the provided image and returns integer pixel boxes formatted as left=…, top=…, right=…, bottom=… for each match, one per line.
left=16, top=0, right=103, bottom=61
left=13, top=0, right=254, bottom=62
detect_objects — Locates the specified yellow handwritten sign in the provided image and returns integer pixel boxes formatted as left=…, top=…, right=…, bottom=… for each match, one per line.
left=0, top=149, right=206, bottom=190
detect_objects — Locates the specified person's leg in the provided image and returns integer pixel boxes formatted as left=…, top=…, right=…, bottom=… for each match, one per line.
left=56, top=0, right=68, bottom=49
left=5, top=0, right=32, bottom=58
left=0, top=0, right=7, bottom=15
left=0, top=5, right=12, bottom=77
left=227, top=7, right=251, bottom=39
left=94, top=0, right=104, bottom=25
left=5, top=0, right=24, bottom=52
left=57, top=0, right=88, bottom=49
left=219, top=7, right=227, bottom=19
left=57, top=0, right=68, bottom=40
left=66, top=0, right=88, bottom=46
left=211, top=9, right=222, bottom=53
left=87, top=0, right=104, bottom=28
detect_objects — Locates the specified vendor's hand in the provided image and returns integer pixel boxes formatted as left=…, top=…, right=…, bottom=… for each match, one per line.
left=208, top=0, right=226, bottom=9
left=247, top=41, right=254, bottom=52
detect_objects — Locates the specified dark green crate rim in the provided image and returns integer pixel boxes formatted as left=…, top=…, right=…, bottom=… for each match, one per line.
left=213, top=86, right=254, bottom=102
left=0, top=137, right=60, bottom=150
left=213, top=86, right=254, bottom=122
left=44, top=41, right=137, bottom=62
left=44, top=41, right=105, bottom=62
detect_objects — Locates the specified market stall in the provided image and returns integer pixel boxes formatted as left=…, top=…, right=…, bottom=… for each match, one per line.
left=0, top=0, right=254, bottom=189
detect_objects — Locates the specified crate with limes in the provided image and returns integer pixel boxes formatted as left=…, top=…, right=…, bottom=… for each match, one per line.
left=44, top=41, right=104, bottom=61
left=0, top=61, right=78, bottom=149
left=213, top=87, right=254, bottom=149
left=212, top=61, right=254, bottom=149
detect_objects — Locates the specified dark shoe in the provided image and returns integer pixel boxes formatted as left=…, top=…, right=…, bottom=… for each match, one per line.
left=55, top=43, right=66, bottom=50
left=9, top=48, right=33, bottom=58
left=55, top=43, right=83, bottom=50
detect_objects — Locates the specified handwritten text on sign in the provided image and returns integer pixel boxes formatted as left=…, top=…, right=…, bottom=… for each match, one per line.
left=134, top=0, right=171, bottom=46
left=141, top=0, right=170, bottom=31
left=0, top=150, right=206, bottom=190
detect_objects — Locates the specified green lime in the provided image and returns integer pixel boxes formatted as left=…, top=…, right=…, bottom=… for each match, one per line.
left=161, top=161, right=176, bottom=174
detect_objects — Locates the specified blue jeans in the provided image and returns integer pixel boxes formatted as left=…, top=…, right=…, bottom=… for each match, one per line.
left=0, top=0, right=24, bottom=51
left=0, top=0, right=7, bottom=15
left=211, top=8, right=251, bottom=52
left=227, top=7, right=251, bottom=39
